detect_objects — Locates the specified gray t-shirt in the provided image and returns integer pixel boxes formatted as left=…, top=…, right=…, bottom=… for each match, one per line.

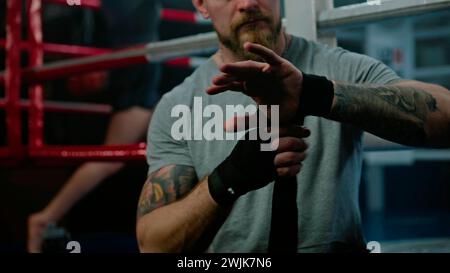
left=146, top=36, right=401, bottom=253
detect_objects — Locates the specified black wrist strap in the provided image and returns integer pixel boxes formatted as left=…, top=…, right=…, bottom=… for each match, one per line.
left=296, top=73, right=335, bottom=119
left=208, top=166, right=239, bottom=206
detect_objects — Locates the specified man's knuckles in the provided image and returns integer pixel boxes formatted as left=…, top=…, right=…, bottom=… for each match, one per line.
left=276, top=137, right=308, bottom=152
left=276, top=165, right=302, bottom=177
left=274, top=152, right=306, bottom=167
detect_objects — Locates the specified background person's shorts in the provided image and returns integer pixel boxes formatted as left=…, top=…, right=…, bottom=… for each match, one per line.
left=108, top=63, right=161, bottom=112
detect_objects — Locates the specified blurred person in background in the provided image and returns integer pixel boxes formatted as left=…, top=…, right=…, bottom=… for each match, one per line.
left=27, top=0, right=162, bottom=253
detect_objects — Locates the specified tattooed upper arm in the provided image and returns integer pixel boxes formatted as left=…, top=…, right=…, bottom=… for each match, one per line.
left=137, top=165, right=197, bottom=219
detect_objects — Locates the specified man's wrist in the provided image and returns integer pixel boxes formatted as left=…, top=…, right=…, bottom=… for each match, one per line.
left=207, top=132, right=278, bottom=206
left=207, top=170, right=238, bottom=206
left=296, top=73, right=335, bottom=119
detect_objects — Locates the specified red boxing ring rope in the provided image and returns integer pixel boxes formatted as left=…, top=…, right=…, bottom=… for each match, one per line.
left=0, top=99, right=112, bottom=115
left=30, top=143, right=147, bottom=163
left=0, top=39, right=112, bottom=57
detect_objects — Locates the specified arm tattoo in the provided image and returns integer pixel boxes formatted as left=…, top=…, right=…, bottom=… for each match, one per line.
left=137, top=165, right=197, bottom=219
left=329, top=83, right=439, bottom=146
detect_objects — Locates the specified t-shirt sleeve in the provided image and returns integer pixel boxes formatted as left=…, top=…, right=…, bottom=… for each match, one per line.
left=354, top=55, right=403, bottom=85
left=146, top=92, right=194, bottom=175
left=333, top=48, right=404, bottom=85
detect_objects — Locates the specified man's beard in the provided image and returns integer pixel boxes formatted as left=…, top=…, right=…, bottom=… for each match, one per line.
left=216, top=11, right=282, bottom=61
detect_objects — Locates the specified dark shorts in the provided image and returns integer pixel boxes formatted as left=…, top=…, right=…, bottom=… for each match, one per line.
left=101, top=0, right=162, bottom=112
left=108, top=63, right=161, bottom=112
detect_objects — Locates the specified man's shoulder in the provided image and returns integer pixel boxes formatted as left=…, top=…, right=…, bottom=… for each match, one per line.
left=159, top=57, right=217, bottom=106
left=296, top=35, right=386, bottom=66
left=290, top=35, right=397, bottom=83
left=290, top=35, right=350, bottom=61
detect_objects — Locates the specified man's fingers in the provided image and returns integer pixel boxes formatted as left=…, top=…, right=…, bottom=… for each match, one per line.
left=223, top=108, right=274, bottom=132
left=273, top=137, right=308, bottom=153
left=224, top=114, right=257, bottom=132
left=220, top=61, right=271, bottom=77
left=244, top=42, right=283, bottom=66
left=277, top=126, right=311, bottom=138
left=213, top=74, right=240, bottom=86
left=276, top=164, right=302, bottom=177
left=206, top=82, right=245, bottom=95
left=275, top=152, right=306, bottom=168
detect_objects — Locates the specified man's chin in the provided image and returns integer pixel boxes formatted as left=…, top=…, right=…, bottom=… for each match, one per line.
left=241, top=51, right=264, bottom=62
left=239, top=27, right=270, bottom=41
left=239, top=32, right=274, bottom=50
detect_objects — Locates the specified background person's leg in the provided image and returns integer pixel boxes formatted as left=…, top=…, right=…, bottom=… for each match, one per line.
left=104, top=106, right=153, bottom=145
left=27, top=107, right=153, bottom=253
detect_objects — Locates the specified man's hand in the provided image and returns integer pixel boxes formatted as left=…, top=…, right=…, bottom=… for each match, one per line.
left=273, top=128, right=309, bottom=177
left=208, top=125, right=309, bottom=205
left=207, top=42, right=303, bottom=124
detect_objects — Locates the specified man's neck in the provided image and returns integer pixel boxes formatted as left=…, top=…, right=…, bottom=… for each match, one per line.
left=214, top=32, right=290, bottom=66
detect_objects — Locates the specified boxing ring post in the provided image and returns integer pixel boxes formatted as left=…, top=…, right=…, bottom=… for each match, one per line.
left=284, top=0, right=335, bottom=45
left=27, top=0, right=45, bottom=149
left=4, top=0, right=24, bottom=160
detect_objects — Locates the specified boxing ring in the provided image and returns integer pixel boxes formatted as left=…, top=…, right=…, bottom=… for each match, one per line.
left=1, top=0, right=449, bottom=165
left=0, top=0, right=216, bottom=164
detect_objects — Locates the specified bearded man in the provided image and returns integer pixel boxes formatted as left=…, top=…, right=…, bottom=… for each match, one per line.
left=136, top=0, right=450, bottom=253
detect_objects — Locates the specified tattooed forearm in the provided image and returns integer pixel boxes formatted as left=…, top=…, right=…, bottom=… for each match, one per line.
left=137, top=165, right=197, bottom=219
left=328, top=83, right=439, bottom=146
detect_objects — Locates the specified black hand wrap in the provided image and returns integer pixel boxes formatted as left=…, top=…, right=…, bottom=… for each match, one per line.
left=208, top=132, right=278, bottom=206
left=296, top=73, right=335, bottom=119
